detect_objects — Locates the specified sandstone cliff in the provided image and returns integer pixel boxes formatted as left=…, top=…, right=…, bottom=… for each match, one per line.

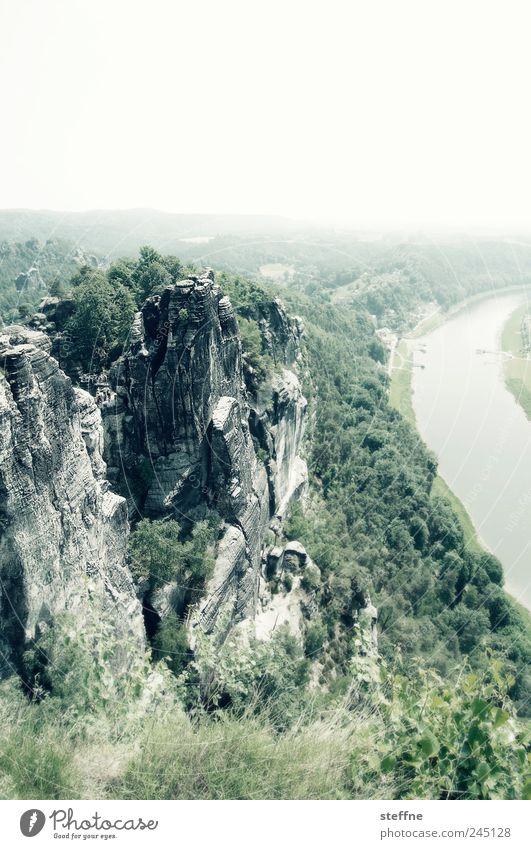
left=0, top=326, right=144, bottom=679
left=103, top=271, right=308, bottom=635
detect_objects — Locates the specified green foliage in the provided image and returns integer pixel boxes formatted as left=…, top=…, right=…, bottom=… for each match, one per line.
left=2, top=650, right=528, bottom=800
left=190, top=624, right=310, bottom=730
left=108, top=246, right=187, bottom=305
left=278, top=290, right=531, bottom=712
left=304, top=621, right=327, bottom=657
left=238, top=315, right=272, bottom=389
left=129, top=517, right=219, bottom=680
left=352, top=657, right=530, bottom=800
left=152, top=612, right=190, bottom=677
left=129, top=519, right=185, bottom=588
left=220, top=273, right=274, bottom=318
left=21, top=611, right=152, bottom=718
left=129, top=517, right=218, bottom=592
left=62, top=268, right=135, bottom=373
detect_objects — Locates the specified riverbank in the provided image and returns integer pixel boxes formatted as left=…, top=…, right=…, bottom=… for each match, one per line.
left=501, top=302, right=531, bottom=420
left=407, top=283, right=531, bottom=339
left=390, top=288, right=531, bottom=614
left=389, top=337, right=483, bottom=556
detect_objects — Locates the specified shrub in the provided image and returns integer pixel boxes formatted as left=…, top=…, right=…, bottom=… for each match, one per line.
left=304, top=621, right=327, bottom=657
left=351, top=657, right=530, bottom=800
left=128, top=517, right=218, bottom=591
left=238, top=316, right=271, bottom=390
left=152, top=612, right=190, bottom=677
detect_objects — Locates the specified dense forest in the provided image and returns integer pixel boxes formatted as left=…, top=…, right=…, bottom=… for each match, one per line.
left=0, top=243, right=530, bottom=800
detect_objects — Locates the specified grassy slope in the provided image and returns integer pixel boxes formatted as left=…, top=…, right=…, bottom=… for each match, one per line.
left=501, top=304, right=531, bottom=420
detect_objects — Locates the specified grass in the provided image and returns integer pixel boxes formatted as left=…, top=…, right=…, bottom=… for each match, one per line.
left=1, top=664, right=528, bottom=801
left=107, top=713, right=383, bottom=800
left=0, top=680, right=394, bottom=801
left=389, top=340, right=416, bottom=425
left=501, top=303, right=531, bottom=419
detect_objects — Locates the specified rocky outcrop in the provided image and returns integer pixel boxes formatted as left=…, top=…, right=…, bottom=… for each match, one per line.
left=0, top=326, right=144, bottom=678
left=255, top=297, right=303, bottom=368
left=258, top=540, right=378, bottom=655
left=250, top=369, right=308, bottom=519
left=15, top=267, right=46, bottom=296
left=255, top=542, right=320, bottom=642
left=104, top=271, right=246, bottom=517
left=103, top=271, right=307, bottom=636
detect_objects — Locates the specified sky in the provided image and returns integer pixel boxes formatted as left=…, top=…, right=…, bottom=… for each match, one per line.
left=1, top=0, right=531, bottom=231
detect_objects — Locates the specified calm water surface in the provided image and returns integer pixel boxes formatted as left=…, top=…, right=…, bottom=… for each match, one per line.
left=411, top=291, right=531, bottom=610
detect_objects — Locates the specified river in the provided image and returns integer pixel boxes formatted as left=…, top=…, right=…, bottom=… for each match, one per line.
left=411, top=290, right=531, bottom=610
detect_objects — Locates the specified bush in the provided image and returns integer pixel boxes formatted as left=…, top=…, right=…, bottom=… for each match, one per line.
left=304, top=621, right=327, bottom=657
left=128, top=517, right=218, bottom=591
left=238, top=316, right=271, bottom=390
left=351, top=657, right=530, bottom=800
left=191, top=625, right=310, bottom=730
left=152, top=612, right=190, bottom=677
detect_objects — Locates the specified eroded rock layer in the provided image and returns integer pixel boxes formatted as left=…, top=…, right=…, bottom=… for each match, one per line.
left=0, top=326, right=144, bottom=677
left=103, top=272, right=308, bottom=634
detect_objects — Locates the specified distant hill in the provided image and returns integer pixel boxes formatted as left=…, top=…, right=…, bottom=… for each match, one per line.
left=0, top=209, right=301, bottom=258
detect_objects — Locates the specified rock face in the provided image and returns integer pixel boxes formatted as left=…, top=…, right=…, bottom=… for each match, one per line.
left=255, top=542, right=319, bottom=642
left=258, top=541, right=378, bottom=655
left=250, top=369, right=308, bottom=519
left=103, top=271, right=307, bottom=635
left=15, top=266, right=46, bottom=296
left=0, top=326, right=144, bottom=677
left=255, top=297, right=303, bottom=368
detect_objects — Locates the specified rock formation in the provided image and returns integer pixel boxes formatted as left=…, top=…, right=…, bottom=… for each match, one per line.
left=103, top=271, right=308, bottom=635
left=2, top=270, right=377, bottom=689
left=0, top=326, right=144, bottom=678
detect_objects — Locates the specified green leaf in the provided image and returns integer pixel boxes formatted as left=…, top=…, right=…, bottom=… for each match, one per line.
left=476, top=761, right=490, bottom=781
left=381, top=754, right=396, bottom=773
left=467, top=723, right=486, bottom=746
left=471, top=698, right=489, bottom=718
left=419, top=734, right=440, bottom=758
left=492, top=708, right=510, bottom=728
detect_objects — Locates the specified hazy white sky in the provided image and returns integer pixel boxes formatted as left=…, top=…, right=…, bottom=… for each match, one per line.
left=1, top=0, right=531, bottom=230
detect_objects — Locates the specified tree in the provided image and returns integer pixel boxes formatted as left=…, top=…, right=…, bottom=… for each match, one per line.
left=152, top=612, right=189, bottom=676
left=63, top=270, right=135, bottom=373
left=128, top=517, right=219, bottom=592
left=131, top=246, right=172, bottom=302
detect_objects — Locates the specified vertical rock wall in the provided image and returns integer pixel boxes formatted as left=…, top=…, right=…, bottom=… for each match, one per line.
left=0, top=326, right=144, bottom=677
left=103, top=272, right=308, bottom=634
